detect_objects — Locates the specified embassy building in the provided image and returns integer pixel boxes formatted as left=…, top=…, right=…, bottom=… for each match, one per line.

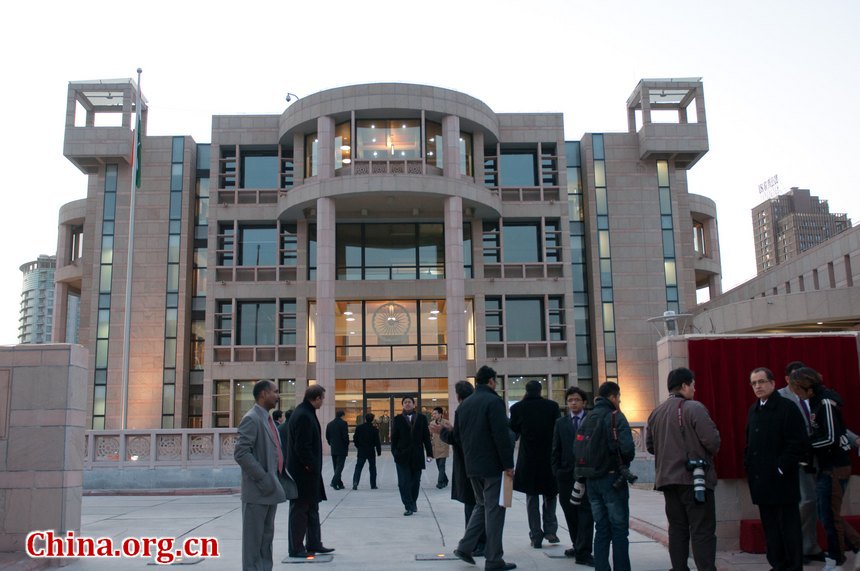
left=53, top=77, right=719, bottom=431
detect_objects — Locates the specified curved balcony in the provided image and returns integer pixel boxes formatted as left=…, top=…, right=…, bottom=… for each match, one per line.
left=59, top=198, right=87, bottom=225
left=279, top=83, right=500, bottom=144
left=277, top=174, right=502, bottom=222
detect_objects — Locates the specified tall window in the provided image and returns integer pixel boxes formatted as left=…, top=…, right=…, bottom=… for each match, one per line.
left=505, top=298, right=544, bottom=341
left=239, top=226, right=277, bottom=266
left=241, top=150, right=278, bottom=189
left=503, top=223, right=540, bottom=263
left=237, top=301, right=276, bottom=345
left=356, top=120, right=420, bottom=159
left=336, top=223, right=444, bottom=280
left=499, top=150, right=537, bottom=187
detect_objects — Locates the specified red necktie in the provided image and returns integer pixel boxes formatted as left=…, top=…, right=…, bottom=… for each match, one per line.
left=268, top=415, right=284, bottom=473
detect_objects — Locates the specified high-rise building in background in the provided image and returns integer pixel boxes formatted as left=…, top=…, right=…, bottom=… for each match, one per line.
left=752, top=187, right=851, bottom=274
left=54, top=77, right=719, bottom=430
left=18, top=254, right=56, bottom=344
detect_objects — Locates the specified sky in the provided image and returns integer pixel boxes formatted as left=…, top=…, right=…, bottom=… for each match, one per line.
left=1, top=0, right=858, bottom=345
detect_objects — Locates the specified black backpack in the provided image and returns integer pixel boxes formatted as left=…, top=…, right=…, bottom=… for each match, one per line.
left=573, top=408, right=617, bottom=479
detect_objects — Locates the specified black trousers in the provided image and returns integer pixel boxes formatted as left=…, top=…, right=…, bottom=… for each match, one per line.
left=395, top=463, right=422, bottom=511
left=330, top=455, right=346, bottom=487
left=758, top=502, right=803, bottom=571
left=288, top=497, right=322, bottom=555
left=557, top=472, right=594, bottom=559
left=662, top=485, right=716, bottom=571
left=352, top=455, right=377, bottom=487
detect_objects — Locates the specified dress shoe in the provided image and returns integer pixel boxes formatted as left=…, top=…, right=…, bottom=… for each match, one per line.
left=531, top=538, right=542, bottom=549
left=453, top=549, right=475, bottom=565
left=564, top=548, right=576, bottom=558
left=308, top=546, right=334, bottom=554
left=575, top=554, right=595, bottom=567
left=804, top=552, right=826, bottom=563
left=289, top=551, right=310, bottom=558
left=352, top=484, right=358, bottom=490
left=403, top=509, right=414, bottom=516
left=544, top=533, right=560, bottom=544
left=371, top=485, right=378, bottom=489
left=486, top=562, right=516, bottom=570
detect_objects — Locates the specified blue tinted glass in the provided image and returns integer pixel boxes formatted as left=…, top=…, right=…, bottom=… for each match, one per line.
left=565, top=142, right=581, bottom=168
left=592, top=134, right=605, bottom=160
left=103, top=192, right=116, bottom=221
left=170, top=192, right=182, bottom=220
left=503, top=223, right=540, bottom=263
left=105, top=165, right=118, bottom=192
left=197, top=144, right=211, bottom=170
left=505, top=298, right=544, bottom=341
left=662, top=230, right=675, bottom=257
left=240, top=226, right=277, bottom=266
left=243, top=155, right=278, bottom=189
left=172, top=137, right=185, bottom=163
left=499, top=152, right=537, bottom=187
left=171, top=163, right=183, bottom=191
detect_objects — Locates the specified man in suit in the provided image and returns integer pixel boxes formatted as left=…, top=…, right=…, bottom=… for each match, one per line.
left=391, top=396, right=433, bottom=516
left=286, top=385, right=335, bottom=558
left=432, top=381, right=486, bottom=556
left=352, top=412, right=382, bottom=489
left=510, top=380, right=560, bottom=549
left=453, top=365, right=517, bottom=571
left=325, top=410, right=349, bottom=490
left=551, top=386, right=594, bottom=565
left=234, top=379, right=287, bottom=571
left=745, top=367, right=806, bottom=571
left=647, top=368, right=721, bottom=571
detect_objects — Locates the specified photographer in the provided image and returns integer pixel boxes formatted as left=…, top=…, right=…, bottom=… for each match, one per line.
left=574, top=381, right=635, bottom=571
left=646, top=368, right=721, bottom=571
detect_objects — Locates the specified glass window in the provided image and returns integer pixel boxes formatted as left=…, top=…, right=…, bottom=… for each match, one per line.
left=216, top=301, right=232, bottom=346
left=499, top=151, right=537, bottom=187
left=239, top=226, right=277, bottom=266
left=598, top=231, right=611, bottom=258
left=460, top=132, right=473, bottom=177
left=505, top=298, right=544, bottom=341
left=171, top=163, right=183, bottom=192
left=425, top=121, right=442, bottom=168
left=657, top=160, right=669, bottom=187
left=197, top=143, right=211, bottom=170
left=172, top=137, right=184, bottom=163
left=418, top=224, right=444, bottom=277
left=335, top=122, right=352, bottom=168
left=664, top=260, right=678, bottom=287
left=305, top=133, right=318, bottom=177
left=242, top=152, right=278, bottom=189
left=503, top=223, right=540, bottom=263
left=662, top=230, right=675, bottom=257
left=238, top=301, right=276, bottom=345
left=365, top=224, right=417, bottom=278
left=594, top=161, right=606, bottom=188
left=336, top=224, right=363, bottom=280
left=356, top=120, right=421, bottom=160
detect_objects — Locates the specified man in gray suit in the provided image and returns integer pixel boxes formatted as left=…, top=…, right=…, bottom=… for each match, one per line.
left=234, top=379, right=287, bottom=571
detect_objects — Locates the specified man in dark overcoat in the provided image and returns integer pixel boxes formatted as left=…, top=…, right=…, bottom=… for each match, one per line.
left=286, top=385, right=334, bottom=558
left=352, top=412, right=382, bottom=489
left=325, top=410, right=349, bottom=490
left=432, top=381, right=487, bottom=555
left=390, top=395, right=433, bottom=516
left=510, top=379, right=561, bottom=548
left=745, top=367, right=807, bottom=571
left=453, top=365, right=517, bottom=571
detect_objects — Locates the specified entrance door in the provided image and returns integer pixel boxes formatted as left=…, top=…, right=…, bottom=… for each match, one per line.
left=365, top=393, right=418, bottom=445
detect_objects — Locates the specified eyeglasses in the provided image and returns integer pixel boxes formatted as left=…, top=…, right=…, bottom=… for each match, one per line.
left=750, top=379, right=773, bottom=387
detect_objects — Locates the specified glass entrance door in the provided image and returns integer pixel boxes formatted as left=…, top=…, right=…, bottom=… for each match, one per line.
left=365, top=393, right=418, bottom=445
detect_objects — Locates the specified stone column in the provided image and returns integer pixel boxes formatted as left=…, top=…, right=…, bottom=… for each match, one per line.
left=0, top=344, right=87, bottom=557
left=315, top=197, right=336, bottom=443
left=444, top=196, right=467, bottom=416
left=442, top=116, right=461, bottom=179
left=317, top=116, right=335, bottom=180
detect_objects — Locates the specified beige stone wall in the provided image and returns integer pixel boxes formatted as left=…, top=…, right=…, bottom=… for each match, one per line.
left=0, top=344, right=87, bottom=553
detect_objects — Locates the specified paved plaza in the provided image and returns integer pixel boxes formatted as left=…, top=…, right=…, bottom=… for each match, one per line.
left=8, top=455, right=840, bottom=570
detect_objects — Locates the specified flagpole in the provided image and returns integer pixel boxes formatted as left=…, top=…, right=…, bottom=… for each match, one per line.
left=120, top=67, right=143, bottom=430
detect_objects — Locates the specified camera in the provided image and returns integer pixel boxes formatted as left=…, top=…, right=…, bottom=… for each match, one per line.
left=612, top=466, right=638, bottom=490
left=570, top=480, right=586, bottom=505
left=686, top=458, right=709, bottom=503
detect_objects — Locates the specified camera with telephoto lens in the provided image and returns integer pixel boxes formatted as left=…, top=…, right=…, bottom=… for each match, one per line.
left=686, top=458, right=709, bottom=503
left=570, top=479, right=586, bottom=505
left=612, top=466, right=638, bottom=490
